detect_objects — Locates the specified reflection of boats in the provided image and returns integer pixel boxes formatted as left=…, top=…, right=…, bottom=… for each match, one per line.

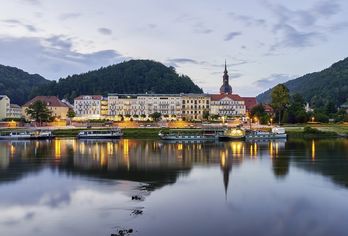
left=159, top=128, right=223, bottom=141
left=0, top=130, right=55, bottom=140
left=77, top=128, right=123, bottom=139
left=246, top=127, right=287, bottom=140
left=218, top=127, right=245, bottom=141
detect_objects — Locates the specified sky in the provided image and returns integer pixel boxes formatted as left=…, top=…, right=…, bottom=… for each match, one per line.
left=0, top=0, right=347, bottom=96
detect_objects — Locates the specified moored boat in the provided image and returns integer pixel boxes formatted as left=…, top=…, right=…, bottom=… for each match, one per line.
left=159, top=128, right=223, bottom=141
left=245, top=127, right=287, bottom=140
left=77, top=128, right=123, bottom=139
left=0, top=129, right=55, bottom=140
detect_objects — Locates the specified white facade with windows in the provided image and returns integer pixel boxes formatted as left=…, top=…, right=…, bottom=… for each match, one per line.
left=74, top=95, right=104, bottom=119
left=210, top=94, right=246, bottom=116
left=108, top=94, right=182, bottom=119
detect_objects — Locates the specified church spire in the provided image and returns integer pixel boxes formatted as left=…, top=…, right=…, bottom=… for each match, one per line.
left=224, top=59, right=227, bottom=73
left=219, top=60, right=233, bottom=94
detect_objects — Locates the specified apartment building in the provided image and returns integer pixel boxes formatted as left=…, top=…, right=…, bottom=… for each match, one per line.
left=74, top=95, right=107, bottom=119
left=0, top=95, right=10, bottom=119
left=210, top=94, right=246, bottom=116
left=181, top=94, right=210, bottom=120
left=22, top=96, right=70, bottom=119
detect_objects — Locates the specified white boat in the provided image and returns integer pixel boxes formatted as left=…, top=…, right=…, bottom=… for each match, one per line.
left=159, top=129, right=222, bottom=141
left=0, top=130, right=55, bottom=140
left=77, top=128, right=123, bottom=139
left=0, top=131, right=33, bottom=140
left=246, top=127, right=287, bottom=140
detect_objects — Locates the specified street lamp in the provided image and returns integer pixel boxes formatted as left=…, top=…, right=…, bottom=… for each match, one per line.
left=311, top=116, right=315, bottom=123
left=270, top=118, right=273, bottom=126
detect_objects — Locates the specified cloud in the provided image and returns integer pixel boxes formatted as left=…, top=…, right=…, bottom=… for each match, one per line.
left=264, top=1, right=343, bottom=50
left=271, top=24, right=326, bottom=50
left=0, top=36, right=126, bottom=80
left=166, top=58, right=201, bottom=67
left=98, top=27, right=112, bottom=35
left=254, top=74, right=298, bottom=89
left=22, top=0, right=41, bottom=5
left=224, top=32, right=242, bottom=41
left=228, top=13, right=267, bottom=27
left=59, top=13, right=81, bottom=21
left=2, top=19, right=38, bottom=32
left=193, top=22, right=213, bottom=34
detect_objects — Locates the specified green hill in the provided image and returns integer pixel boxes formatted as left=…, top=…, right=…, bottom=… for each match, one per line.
left=0, top=65, right=51, bottom=105
left=38, top=60, right=203, bottom=101
left=257, top=57, right=348, bottom=107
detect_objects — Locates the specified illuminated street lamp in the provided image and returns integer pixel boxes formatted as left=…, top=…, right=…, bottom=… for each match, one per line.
left=270, top=118, right=273, bottom=126
left=311, top=116, right=315, bottom=122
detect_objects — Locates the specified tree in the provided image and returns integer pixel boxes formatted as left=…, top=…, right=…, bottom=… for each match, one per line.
left=67, top=108, right=75, bottom=118
left=271, top=84, right=290, bottom=125
left=250, top=104, right=269, bottom=124
left=25, top=100, right=53, bottom=125
left=202, top=110, right=210, bottom=120
left=149, top=112, right=161, bottom=121
left=286, top=94, right=307, bottom=123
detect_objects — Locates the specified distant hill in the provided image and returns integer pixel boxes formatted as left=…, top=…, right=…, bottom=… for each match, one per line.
left=257, top=57, right=348, bottom=107
left=0, top=65, right=51, bottom=105
left=38, top=60, right=203, bottom=101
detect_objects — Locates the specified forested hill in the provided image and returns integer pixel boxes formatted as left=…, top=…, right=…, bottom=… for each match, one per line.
left=257, top=57, right=348, bottom=107
left=0, top=65, right=51, bottom=105
left=37, top=60, right=203, bottom=101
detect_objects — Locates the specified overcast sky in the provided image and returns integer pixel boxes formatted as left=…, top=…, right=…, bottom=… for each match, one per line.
left=0, top=0, right=347, bottom=96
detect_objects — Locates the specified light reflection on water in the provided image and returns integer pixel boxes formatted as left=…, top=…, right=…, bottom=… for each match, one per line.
left=0, top=138, right=348, bottom=236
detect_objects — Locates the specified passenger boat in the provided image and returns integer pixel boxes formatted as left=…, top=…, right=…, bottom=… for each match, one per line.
left=77, top=128, right=123, bottom=139
left=0, top=129, right=55, bottom=140
left=218, top=127, right=246, bottom=141
left=245, top=127, right=287, bottom=140
left=158, top=128, right=223, bottom=141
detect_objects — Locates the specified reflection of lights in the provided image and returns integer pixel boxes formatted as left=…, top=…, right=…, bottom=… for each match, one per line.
left=311, top=140, right=316, bottom=160
left=10, top=144, right=15, bottom=156
left=55, top=139, right=61, bottom=159
left=254, top=143, right=258, bottom=157
left=231, top=142, right=243, bottom=155
left=275, top=142, right=278, bottom=156
left=177, top=143, right=183, bottom=151
left=107, top=142, right=113, bottom=155
left=269, top=142, right=273, bottom=158
left=220, top=151, right=226, bottom=167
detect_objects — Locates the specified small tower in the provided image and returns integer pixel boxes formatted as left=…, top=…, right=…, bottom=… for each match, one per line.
left=219, top=60, right=233, bottom=94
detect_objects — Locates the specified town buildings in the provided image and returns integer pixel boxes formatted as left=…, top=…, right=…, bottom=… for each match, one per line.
left=72, top=62, right=257, bottom=121
left=22, top=96, right=70, bottom=120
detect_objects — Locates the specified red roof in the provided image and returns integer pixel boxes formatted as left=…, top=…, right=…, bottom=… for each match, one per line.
left=23, top=96, right=69, bottom=108
left=210, top=94, right=244, bottom=101
left=74, top=95, right=103, bottom=100
left=241, top=97, right=257, bottom=111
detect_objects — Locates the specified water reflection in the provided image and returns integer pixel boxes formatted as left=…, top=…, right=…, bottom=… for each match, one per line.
left=1, top=139, right=348, bottom=236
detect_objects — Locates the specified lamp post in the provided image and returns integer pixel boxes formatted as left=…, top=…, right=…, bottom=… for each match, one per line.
left=270, top=118, right=273, bottom=126
left=311, top=116, right=315, bottom=123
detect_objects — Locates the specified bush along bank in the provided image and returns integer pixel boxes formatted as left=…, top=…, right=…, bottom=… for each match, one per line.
left=287, top=126, right=340, bottom=139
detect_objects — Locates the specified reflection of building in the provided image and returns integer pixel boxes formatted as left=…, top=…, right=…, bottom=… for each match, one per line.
left=22, top=96, right=70, bottom=119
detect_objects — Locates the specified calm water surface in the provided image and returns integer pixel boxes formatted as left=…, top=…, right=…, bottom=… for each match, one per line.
left=0, top=138, right=348, bottom=236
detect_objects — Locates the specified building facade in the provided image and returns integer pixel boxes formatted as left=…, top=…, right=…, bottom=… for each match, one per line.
left=108, top=94, right=182, bottom=119
left=22, top=96, right=70, bottom=119
left=74, top=95, right=106, bottom=119
left=8, top=104, right=22, bottom=119
left=210, top=94, right=246, bottom=116
left=0, top=95, right=10, bottom=120
left=181, top=94, right=210, bottom=120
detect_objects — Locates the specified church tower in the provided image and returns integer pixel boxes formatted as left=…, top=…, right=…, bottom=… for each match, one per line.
left=219, top=60, right=233, bottom=94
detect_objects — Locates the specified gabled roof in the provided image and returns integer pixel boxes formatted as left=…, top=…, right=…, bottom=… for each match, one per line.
left=74, top=95, right=103, bottom=100
left=241, top=97, right=257, bottom=111
left=23, top=96, right=69, bottom=108
left=209, top=94, right=244, bottom=101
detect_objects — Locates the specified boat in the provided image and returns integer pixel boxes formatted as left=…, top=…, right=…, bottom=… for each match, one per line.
left=0, top=130, right=33, bottom=140
left=77, top=128, right=123, bottom=139
left=158, top=128, right=223, bottom=141
left=245, top=127, right=287, bottom=140
left=0, top=129, right=55, bottom=140
left=218, top=127, right=246, bottom=141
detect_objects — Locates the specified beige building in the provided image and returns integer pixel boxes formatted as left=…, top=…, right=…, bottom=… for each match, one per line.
left=181, top=94, right=210, bottom=120
left=22, top=96, right=70, bottom=120
left=0, top=95, right=10, bottom=120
